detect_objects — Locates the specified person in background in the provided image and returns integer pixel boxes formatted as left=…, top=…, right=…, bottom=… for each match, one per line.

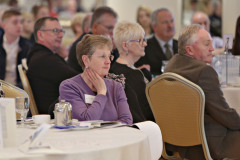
left=59, top=34, right=133, bottom=124
left=70, top=13, right=86, bottom=41
left=191, top=11, right=223, bottom=55
left=21, top=11, right=34, bottom=40
left=110, top=21, right=154, bottom=123
left=136, top=5, right=153, bottom=39
left=0, top=8, right=7, bottom=37
left=27, top=17, right=78, bottom=115
left=30, top=4, right=50, bottom=43
left=0, top=9, right=32, bottom=87
left=135, top=8, right=178, bottom=76
left=232, top=15, right=240, bottom=55
left=81, top=13, right=92, bottom=34
left=68, top=6, right=118, bottom=73
left=165, top=24, right=240, bottom=160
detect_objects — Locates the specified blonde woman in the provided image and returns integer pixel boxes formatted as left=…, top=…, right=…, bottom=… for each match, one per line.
left=59, top=34, right=133, bottom=124
left=136, top=5, right=153, bottom=38
left=110, top=21, right=154, bottom=123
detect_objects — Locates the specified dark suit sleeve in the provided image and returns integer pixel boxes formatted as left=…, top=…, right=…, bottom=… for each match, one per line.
left=198, top=66, right=240, bottom=130
left=68, top=42, right=83, bottom=73
left=42, top=55, right=78, bottom=85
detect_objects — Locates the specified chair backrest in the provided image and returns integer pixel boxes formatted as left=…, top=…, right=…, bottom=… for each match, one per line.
left=145, top=72, right=212, bottom=160
left=0, top=79, right=29, bottom=119
left=18, top=64, right=39, bottom=115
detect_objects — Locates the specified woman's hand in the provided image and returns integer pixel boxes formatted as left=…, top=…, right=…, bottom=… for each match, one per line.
left=86, top=68, right=107, bottom=95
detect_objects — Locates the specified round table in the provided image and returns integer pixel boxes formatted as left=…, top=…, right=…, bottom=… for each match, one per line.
left=0, top=126, right=151, bottom=160
left=222, top=86, right=240, bottom=114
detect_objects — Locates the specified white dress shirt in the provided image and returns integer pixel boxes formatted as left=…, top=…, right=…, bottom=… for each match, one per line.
left=154, top=34, right=174, bottom=57
left=3, top=36, right=20, bottom=85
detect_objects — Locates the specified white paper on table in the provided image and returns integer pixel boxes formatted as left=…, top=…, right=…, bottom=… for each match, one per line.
left=0, top=98, right=17, bottom=148
left=134, top=121, right=163, bottom=160
left=19, top=123, right=62, bottom=154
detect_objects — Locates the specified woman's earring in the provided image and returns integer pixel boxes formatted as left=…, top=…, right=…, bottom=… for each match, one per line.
left=85, top=66, right=88, bottom=69
left=126, top=50, right=128, bottom=56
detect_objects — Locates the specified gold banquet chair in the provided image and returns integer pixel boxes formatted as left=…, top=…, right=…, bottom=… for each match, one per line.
left=18, top=64, right=39, bottom=115
left=0, top=79, right=29, bottom=119
left=145, top=72, right=213, bottom=160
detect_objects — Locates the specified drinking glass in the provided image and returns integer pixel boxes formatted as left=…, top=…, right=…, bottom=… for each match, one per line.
left=161, top=60, right=169, bottom=73
left=16, top=97, right=29, bottom=127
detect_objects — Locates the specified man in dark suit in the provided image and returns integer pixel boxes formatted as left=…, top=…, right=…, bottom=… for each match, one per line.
left=135, top=8, right=178, bottom=76
left=165, top=24, right=240, bottom=159
left=27, top=17, right=78, bottom=115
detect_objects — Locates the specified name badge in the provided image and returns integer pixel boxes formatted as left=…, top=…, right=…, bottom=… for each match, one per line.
left=84, top=94, right=95, bottom=104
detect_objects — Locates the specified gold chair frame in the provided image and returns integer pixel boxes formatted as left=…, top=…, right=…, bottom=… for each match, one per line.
left=146, top=72, right=213, bottom=160
left=18, top=64, right=39, bottom=115
left=0, top=79, right=29, bottom=119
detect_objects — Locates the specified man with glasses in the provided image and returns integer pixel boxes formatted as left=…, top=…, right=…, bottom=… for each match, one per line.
left=135, top=8, right=178, bottom=76
left=68, top=6, right=118, bottom=73
left=27, top=17, right=78, bottom=115
left=0, top=9, right=32, bottom=87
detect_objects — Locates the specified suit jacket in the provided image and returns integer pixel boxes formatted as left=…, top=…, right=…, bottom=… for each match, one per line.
left=27, top=43, right=78, bottom=115
left=135, top=35, right=178, bottom=75
left=165, top=54, right=240, bottom=159
left=0, top=33, right=32, bottom=87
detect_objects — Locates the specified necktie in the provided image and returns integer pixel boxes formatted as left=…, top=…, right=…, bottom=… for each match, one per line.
left=164, top=43, right=172, bottom=60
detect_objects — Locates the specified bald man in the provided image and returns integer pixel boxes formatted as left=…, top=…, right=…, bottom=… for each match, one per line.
left=191, top=11, right=224, bottom=55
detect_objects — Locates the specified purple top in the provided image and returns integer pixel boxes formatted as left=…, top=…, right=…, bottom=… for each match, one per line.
left=59, top=74, right=133, bottom=124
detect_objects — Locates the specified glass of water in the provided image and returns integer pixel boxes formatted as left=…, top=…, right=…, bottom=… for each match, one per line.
left=16, top=97, right=29, bottom=127
left=161, top=60, right=169, bottom=73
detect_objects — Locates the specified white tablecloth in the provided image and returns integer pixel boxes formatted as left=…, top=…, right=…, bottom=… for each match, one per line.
left=222, top=86, right=240, bottom=113
left=0, top=126, right=151, bottom=160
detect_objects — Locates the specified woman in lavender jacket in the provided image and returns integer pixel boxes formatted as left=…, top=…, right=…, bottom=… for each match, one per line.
left=59, top=34, right=133, bottom=125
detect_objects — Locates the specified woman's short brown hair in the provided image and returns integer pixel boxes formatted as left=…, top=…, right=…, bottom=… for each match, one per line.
left=76, top=34, right=113, bottom=69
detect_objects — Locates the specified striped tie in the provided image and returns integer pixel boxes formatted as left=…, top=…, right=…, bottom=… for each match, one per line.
left=164, top=43, right=172, bottom=60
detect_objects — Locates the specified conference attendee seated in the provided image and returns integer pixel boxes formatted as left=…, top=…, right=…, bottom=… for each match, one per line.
left=68, top=6, right=118, bottom=73
left=135, top=8, right=178, bottom=76
left=29, top=4, right=50, bottom=44
left=165, top=24, right=240, bottom=160
left=0, top=9, right=32, bottom=87
left=110, top=21, right=154, bottom=123
left=191, top=11, right=224, bottom=55
left=59, top=34, right=133, bottom=125
left=232, top=15, right=240, bottom=56
left=27, top=17, right=78, bottom=115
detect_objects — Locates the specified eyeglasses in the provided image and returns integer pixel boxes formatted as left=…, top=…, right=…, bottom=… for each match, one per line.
left=99, top=23, right=114, bottom=32
left=40, top=28, right=66, bottom=34
left=129, top=38, right=147, bottom=45
left=92, top=55, right=114, bottom=61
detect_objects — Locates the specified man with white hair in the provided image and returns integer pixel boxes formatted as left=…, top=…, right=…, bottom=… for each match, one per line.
left=165, top=24, right=240, bottom=160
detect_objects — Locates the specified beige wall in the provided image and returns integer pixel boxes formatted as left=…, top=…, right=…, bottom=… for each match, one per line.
left=222, top=0, right=240, bottom=36
left=106, top=0, right=182, bottom=39
left=107, top=0, right=240, bottom=39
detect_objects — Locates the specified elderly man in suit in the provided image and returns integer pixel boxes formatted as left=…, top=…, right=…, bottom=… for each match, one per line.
left=135, top=8, right=178, bottom=76
left=165, top=24, right=240, bottom=160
